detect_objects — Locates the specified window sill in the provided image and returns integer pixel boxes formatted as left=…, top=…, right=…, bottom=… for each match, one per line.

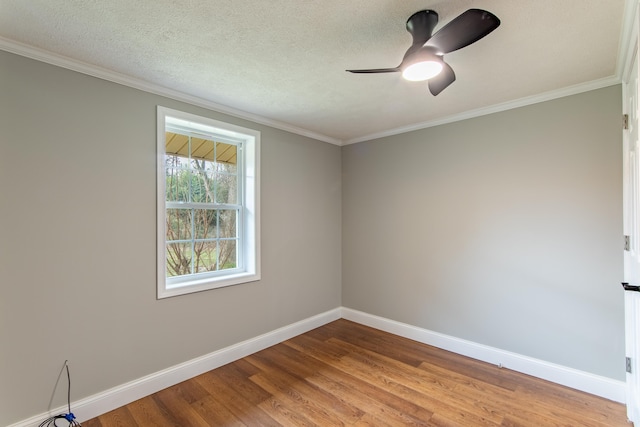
left=158, top=272, right=261, bottom=299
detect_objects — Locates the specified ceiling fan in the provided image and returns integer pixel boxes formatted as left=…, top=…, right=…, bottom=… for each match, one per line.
left=346, top=9, right=500, bottom=96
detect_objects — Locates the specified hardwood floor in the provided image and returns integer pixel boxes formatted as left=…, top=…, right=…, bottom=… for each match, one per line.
left=83, top=319, right=630, bottom=426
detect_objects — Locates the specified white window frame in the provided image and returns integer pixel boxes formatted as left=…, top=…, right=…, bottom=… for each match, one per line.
left=157, top=106, right=260, bottom=298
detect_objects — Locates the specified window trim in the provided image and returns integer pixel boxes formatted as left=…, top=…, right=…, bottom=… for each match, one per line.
left=157, top=106, right=260, bottom=299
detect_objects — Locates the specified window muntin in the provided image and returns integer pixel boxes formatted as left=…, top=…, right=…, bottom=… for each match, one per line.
left=157, top=107, right=259, bottom=298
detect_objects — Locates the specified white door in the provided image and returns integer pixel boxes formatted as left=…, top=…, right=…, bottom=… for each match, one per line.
left=624, top=43, right=640, bottom=424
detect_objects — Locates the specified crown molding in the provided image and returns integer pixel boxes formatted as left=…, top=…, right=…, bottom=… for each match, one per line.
left=343, top=75, right=622, bottom=145
left=0, top=36, right=342, bottom=146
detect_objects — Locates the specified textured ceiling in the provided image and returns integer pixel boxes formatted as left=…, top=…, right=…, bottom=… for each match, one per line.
left=0, top=0, right=630, bottom=144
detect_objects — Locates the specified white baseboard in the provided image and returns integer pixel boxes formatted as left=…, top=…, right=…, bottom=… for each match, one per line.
left=11, top=306, right=626, bottom=426
left=9, top=308, right=342, bottom=427
left=340, top=307, right=626, bottom=403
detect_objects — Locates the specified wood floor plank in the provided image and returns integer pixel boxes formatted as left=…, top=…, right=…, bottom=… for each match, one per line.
left=257, top=396, right=319, bottom=427
left=82, top=319, right=630, bottom=427
left=326, top=320, right=523, bottom=391
left=190, top=395, right=248, bottom=427
left=195, top=370, right=280, bottom=426
left=351, top=412, right=399, bottom=427
left=283, top=338, right=436, bottom=424
left=89, top=406, right=137, bottom=427
left=326, top=337, right=505, bottom=425
left=306, top=371, right=433, bottom=426
left=207, top=361, right=273, bottom=405
left=152, top=386, right=211, bottom=427
left=245, top=350, right=364, bottom=423
left=328, top=346, right=503, bottom=425
left=512, top=376, right=630, bottom=425
left=449, top=379, right=582, bottom=427
left=126, top=395, right=180, bottom=426
left=80, top=418, right=103, bottom=427
left=285, top=331, right=351, bottom=363
left=250, top=372, right=353, bottom=426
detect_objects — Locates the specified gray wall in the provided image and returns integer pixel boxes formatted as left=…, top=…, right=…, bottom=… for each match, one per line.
left=0, top=51, right=342, bottom=426
left=342, top=85, right=624, bottom=380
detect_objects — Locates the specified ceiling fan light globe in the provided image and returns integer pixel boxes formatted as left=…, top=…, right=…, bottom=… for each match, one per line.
left=402, top=60, right=443, bottom=81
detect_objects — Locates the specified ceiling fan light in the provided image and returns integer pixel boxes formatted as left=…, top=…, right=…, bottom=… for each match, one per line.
left=402, top=60, right=443, bottom=81
left=401, top=46, right=444, bottom=81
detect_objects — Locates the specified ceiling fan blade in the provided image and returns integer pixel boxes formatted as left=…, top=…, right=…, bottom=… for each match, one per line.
left=428, top=62, right=456, bottom=96
left=346, top=68, right=400, bottom=74
left=425, top=9, right=500, bottom=54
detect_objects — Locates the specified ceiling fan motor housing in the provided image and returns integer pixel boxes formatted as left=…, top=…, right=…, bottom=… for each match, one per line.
left=406, top=10, right=439, bottom=46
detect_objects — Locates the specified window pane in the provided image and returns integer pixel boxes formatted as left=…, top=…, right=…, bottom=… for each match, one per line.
left=216, top=143, right=237, bottom=173
left=191, top=137, right=216, bottom=162
left=165, top=167, right=191, bottom=202
left=166, top=209, right=192, bottom=241
left=219, top=209, right=237, bottom=238
left=193, top=241, right=217, bottom=273
left=191, top=169, right=215, bottom=204
left=166, top=153, right=190, bottom=167
left=191, top=158, right=215, bottom=173
left=216, top=173, right=237, bottom=204
left=219, top=240, right=237, bottom=270
left=193, top=209, right=217, bottom=239
left=166, top=132, right=189, bottom=158
left=166, top=243, right=192, bottom=277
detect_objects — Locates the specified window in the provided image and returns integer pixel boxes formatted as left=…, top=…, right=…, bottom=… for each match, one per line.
left=157, top=106, right=260, bottom=298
